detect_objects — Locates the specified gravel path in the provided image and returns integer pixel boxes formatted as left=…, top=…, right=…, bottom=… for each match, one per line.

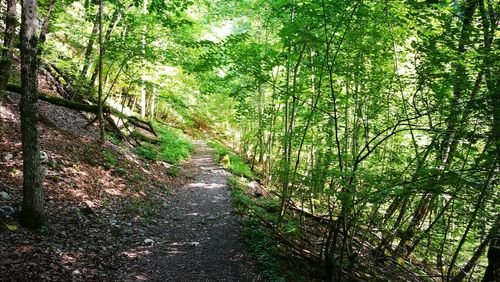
left=124, top=140, right=260, bottom=281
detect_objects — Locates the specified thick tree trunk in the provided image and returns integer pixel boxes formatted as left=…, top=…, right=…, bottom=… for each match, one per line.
left=19, top=0, right=45, bottom=229
left=0, top=0, right=18, bottom=95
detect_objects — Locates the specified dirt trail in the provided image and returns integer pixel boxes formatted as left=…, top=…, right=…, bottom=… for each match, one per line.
left=124, top=140, right=260, bottom=281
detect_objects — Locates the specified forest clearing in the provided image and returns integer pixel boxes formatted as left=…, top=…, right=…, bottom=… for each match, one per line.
left=0, top=0, right=499, bottom=281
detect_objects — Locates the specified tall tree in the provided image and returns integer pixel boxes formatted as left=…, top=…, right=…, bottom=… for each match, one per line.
left=140, top=0, right=147, bottom=118
left=97, top=0, right=105, bottom=143
left=19, top=0, right=45, bottom=228
left=0, top=0, right=18, bottom=95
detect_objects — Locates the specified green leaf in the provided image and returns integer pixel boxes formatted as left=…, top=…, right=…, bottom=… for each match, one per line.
left=5, top=224, right=18, bottom=231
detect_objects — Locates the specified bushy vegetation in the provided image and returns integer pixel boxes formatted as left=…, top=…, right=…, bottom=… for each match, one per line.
left=227, top=176, right=309, bottom=281
left=137, top=124, right=194, bottom=165
left=208, top=141, right=254, bottom=179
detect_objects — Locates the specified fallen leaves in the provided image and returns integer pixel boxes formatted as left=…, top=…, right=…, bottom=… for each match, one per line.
left=0, top=96, right=179, bottom=281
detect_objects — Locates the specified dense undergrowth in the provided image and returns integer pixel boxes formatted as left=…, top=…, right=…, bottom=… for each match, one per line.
left=136, top=124, right=194, bottom=165
left=208, top=140, right=312, bottom=280
left=207, top=140, right=254, bottom=179
left=227, top=175, right=313, bottom=281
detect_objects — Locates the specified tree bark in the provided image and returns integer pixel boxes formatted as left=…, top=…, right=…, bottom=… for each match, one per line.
left=483, top=214, right=500, bottom=282
left=6, top=84, right=108, bottom=113
left=19, top=0, right=46, bottom=229
left=80, top=9, right=99, bottom=79
left=0, top=0, right=18, bottom=95
left=97, top=0, right=104, bottom=143
left=479, top=0, right=500, bottom=280
left=89, top=8, right=122, bottom=87
left=150, top=85, right=155, bottom=120
left=140, top=0, right=147, bottom=118
left=37, top=0, right=56, bottom=57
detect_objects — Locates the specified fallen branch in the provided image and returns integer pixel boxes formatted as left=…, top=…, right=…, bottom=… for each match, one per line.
left=131, top=129, right=158, bottom=144
left=111, top=109, right=157, bottom=136
left=7, top=84, right=159, bottom=139
left=7, top=84, right=109, bottom=113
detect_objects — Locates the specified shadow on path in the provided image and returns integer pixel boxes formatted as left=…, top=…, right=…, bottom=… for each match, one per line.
left=123, top=140, right=260, bottom=281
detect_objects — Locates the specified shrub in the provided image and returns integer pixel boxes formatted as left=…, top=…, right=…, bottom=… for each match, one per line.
left=136, top=124, right=194, bottom=165
left=208, top=141, right=254, bottom=179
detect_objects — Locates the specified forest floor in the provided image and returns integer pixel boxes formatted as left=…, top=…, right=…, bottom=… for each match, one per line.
left=0, top=93, right=260, bottom=281
left=120, top=140, right=260, bottom=281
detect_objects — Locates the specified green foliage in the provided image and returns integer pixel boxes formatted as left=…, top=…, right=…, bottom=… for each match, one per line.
left=156, top=125, right=194, bottom=164
left=113, top=167, right=128, bottom=177
left=137, top=143, right=158, bottom=160
left=227, top=176, right=309, bottom=281
left=129, top=172, right=144, bottom=183
left=167, top=165, right=181, bottom=177
left=101, top=148, right=118, bottom=169
left=26, top=0, right=499, bottom=278
left=137, top=124, right=194, bottom=165
left=105, top=132, right=122, bottom=145
left=208, top=141, right=254, bottom=179
left=126, top=196, right=159, bottom=218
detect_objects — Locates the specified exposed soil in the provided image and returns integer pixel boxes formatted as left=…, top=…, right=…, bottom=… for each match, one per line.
left=120, top=140, right=261, bottom=281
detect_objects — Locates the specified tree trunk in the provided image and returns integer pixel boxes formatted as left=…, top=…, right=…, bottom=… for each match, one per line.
left=97, top=0, right=104, bottom=143
left=483, top=214, right=500, bottom=282
left=397, top=0, right=478, bottom=254
left=80, top=9, right=99, bottom=79
left=6, top=84, right=107, bottom=112
left=20, top=0, right=45, bottom=229
left=0, top=0, right=18, bottom=95
left=480, top=0, right=500, bottom=279
left=150, top=85, right=156, bottom=120
left=37, top=0, right=56, bottom=57
left=140, top=0, right=147, bottom=118
left=89, top=9, right=122, bottom=87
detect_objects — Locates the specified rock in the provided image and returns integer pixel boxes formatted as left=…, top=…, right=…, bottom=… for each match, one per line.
left=72, top=269, right=81, bottom=276
left=188, top=241, right=200, bottom=247
left=4, top=153, right=13, bottom=161
left=0, top=206, right=15, bottom=216
left=0, top=191, right=12, bottom=200
left=249, top=181, right=263, bottom=197
left=206, top=215, right=216, bottom=221
left=40, top=151, right=49, bottom=163
left=162, top=202, right=168, bottom=208
left=144, top=238, right=155, bottom=245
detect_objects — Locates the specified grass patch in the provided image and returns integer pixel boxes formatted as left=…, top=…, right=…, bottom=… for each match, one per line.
left=136, top=124, right=194, bottom=165
left=208, top=141, right=254, bottom=179
left=101, top=148, right=118, bottom=169
left=167, top=165, right=181, bottom=177
left=113, top=167, right=127, bottom=177
left=105, top=132, right=122, bottom=145
left=125, top=196, right=159, bottom=218
left=129, top=172, right=144, bottom=183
